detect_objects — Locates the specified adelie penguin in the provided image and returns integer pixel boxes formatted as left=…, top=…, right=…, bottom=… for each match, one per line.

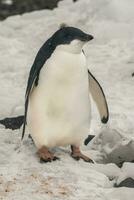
left=22, top=25, right=109, bottom=163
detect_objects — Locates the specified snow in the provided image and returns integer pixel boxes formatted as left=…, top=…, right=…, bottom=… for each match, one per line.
left=0, top=0, right=134, bottom=199
left=1, top=0, right=13, bottom=5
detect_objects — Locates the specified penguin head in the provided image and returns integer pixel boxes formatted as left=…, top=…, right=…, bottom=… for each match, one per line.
left=51, top=26, right=94, bottom=53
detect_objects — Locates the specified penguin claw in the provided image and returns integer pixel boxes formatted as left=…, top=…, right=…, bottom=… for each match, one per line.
left=40, top=158, right=51, bottom=163
left=71, top=146, right=94, bottom=163
left=40, top=156, right=60, bottom=163
left=71, top=154, right=94, bottom=163
left=71, top=155, right=80, bottom=161
left=38, top=146, right=60, bottom=163
left=74, top=156, right=80, bottom=161
left=84, top=158, right=94, bottom=163
left=47, top=158, right=52, bottom=162
left=53, top=156, right=60, bottom=161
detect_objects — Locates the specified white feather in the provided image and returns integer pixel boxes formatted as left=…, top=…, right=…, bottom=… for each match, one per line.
left=27, top=41, right=91, bottom=149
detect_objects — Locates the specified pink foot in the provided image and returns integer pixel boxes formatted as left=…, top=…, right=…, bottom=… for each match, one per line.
left=71, top=145, right=94, bottom=163
left=37, top=146, right=60, bottom=163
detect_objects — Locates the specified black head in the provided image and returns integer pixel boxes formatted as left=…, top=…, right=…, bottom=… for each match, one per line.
left=51, top=26, right=94, bottom=49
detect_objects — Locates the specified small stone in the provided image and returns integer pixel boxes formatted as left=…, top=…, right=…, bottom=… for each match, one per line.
left=115, top=178, right=134, bottom=188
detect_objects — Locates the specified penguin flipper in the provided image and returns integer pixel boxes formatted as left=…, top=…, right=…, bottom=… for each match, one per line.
left=88, top=70, right=109, bottom=123
left=22, top=37, right=53, bottom=139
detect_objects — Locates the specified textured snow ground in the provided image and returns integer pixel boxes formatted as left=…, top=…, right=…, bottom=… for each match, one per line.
left=0, top=0, right=134, bottom=199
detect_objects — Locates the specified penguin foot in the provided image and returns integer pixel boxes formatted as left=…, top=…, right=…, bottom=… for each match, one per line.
left=71, top=145, right=94, bottom=163
left=37, top=146, right=60, bottom=163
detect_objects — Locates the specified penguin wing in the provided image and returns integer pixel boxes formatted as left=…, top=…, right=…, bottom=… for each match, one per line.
left=22, top=38, right=54, bottom=139
left=88, top=70, right=109, bottom=123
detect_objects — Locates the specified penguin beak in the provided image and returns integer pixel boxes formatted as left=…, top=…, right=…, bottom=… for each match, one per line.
left=81, top=34, right=94, bottom=42
left=86, top=34, right=94, bottom=41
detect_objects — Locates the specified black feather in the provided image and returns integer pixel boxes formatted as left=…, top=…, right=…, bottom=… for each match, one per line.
left=22, top=37, right=55, bottom=139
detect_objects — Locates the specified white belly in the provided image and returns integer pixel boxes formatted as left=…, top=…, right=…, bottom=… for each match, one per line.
left=27, top=49, right=91, bottom=149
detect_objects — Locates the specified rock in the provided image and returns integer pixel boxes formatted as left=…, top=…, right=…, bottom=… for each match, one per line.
left=115, top=178, right=134, bottom=188
left=91, top=129, right=134, bottom=167
left=0, top=115, right=24, bottom=130
left=0, top=0, right=62, bottom=20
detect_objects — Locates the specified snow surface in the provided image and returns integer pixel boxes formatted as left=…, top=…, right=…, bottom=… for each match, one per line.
left=0, top=0, right=134, bottom=199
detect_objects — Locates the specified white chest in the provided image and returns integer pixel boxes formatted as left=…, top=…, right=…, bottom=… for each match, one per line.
left=28, top=49, right=91, bottom=148
left=39, top=49, right=87, bottom=87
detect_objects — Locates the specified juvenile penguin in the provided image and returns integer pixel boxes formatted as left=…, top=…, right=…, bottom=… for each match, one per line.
left=22, top=26, right=109, bottom=163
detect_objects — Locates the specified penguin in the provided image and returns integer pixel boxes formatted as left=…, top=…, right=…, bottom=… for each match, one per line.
left=22, top=26, right=109, bottom=163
